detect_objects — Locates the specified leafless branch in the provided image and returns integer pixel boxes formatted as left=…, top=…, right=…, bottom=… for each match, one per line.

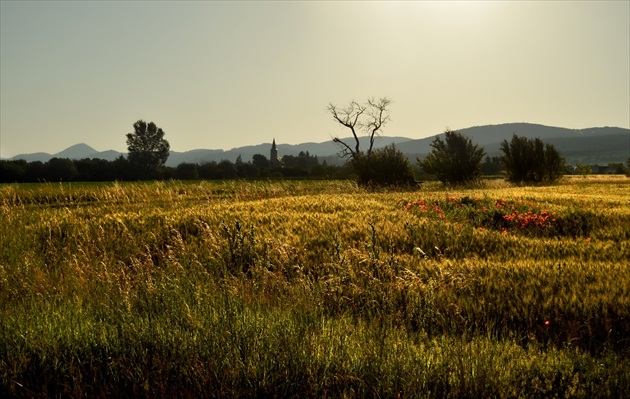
left=328, top=97, right=391, bottom=158
left=328, top=100, right=367, bottom=156
left=332, top=137, right=354, bottom=157
left=365, top=97, right=391, bottom=154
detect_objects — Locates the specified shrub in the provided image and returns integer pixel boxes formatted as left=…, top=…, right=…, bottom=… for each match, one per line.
left=351, top=144, right=416, bottom=187
left=419, top=130, right=486, bottom=185
left=500, top=134, right=565, bottom=183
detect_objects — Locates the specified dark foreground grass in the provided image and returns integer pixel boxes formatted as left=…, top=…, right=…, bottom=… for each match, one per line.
left=2, top=282, right=628, bottom=398
left=1, top=178, right=629, bottom=397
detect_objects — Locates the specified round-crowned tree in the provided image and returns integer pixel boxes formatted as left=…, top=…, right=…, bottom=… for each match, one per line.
left=126, top=120, right=170, bottom=179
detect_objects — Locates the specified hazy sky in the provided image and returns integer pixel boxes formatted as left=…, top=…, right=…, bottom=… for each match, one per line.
left=1, top=1, right=628, bottom=158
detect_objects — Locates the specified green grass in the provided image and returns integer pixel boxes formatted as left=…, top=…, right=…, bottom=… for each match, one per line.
left=1, top=177, right=629, bottom=397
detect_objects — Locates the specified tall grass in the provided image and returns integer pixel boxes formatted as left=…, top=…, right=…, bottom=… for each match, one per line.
left=1, top=177, right=629, bottom=397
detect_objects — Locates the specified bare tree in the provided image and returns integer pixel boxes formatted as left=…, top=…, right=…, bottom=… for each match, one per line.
left=328, top=97, right=391, bottom=158
left=328, top=97, right=405, bottom=186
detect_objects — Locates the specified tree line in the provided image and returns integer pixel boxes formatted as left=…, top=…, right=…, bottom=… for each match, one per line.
left=0, top=120, right=351, bottom=183
left=2, top=111, right=628, bottom=184
left=0, top=154, right=355, bottom=183
left=1, top=144, right=626, bottom=184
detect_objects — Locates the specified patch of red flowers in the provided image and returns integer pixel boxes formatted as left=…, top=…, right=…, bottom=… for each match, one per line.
left=405, top=195, right=562, bottom=236
left=502, top=209, right=556, bottom=229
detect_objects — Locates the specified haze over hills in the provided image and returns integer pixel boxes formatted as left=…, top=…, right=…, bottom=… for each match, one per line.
left=401, top=124, right=630, bottom=166
left=5, top=123, right=629, bottom=167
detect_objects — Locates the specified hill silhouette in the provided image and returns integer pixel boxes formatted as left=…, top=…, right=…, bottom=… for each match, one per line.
left=7, top=123, right=629, bottom=167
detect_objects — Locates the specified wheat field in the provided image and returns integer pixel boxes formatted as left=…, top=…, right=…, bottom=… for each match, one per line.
left=1, top=177, right=629, bottom=398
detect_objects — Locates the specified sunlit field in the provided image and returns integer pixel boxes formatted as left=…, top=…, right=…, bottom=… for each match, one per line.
left=1, top=176, right=629, bottom=398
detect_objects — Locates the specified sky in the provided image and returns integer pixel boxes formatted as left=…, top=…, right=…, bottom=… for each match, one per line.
left=1, top=1, right=629, bottom=158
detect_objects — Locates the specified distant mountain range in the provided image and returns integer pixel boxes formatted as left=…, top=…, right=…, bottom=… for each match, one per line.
left=5, top=123, right=629, bottom=167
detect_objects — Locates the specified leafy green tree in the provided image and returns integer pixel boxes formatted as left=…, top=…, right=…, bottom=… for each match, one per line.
left=419, top=130, right=486, bottom=184
left=74, top=158, right=117, bottom=181
left=198, top=161, right=219, bottom=179
left=44, top=158, right=78, bottom=182
left=0, top=160, right=27, bottom=182
left=500, top=134, right=564, bottom=183
left=126, top=120, right=170, bottom=178
left=282, top=151, right=319, bottom=172
left=216, top=159, right=237, bottom=179
left=111, top=155, right=132, bottom=181
left=175, top=163, right=199, bottom=180
left=236, top=161, right=260, bottom=178
left=252, top=154, right=270, bottom=170
left=26, top=161, right=46, bottom=182
left=90, top=159, right=117, bottom=181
